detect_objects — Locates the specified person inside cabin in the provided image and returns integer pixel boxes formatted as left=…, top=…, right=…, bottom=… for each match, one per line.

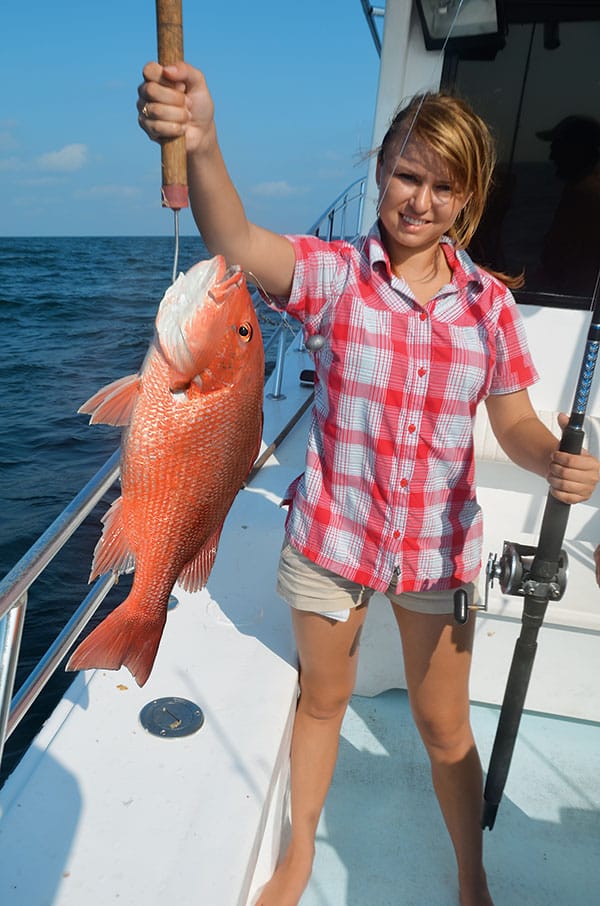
left=535, top=114, right=600, bottom=298
left=137, top=62, right=600, bottom=906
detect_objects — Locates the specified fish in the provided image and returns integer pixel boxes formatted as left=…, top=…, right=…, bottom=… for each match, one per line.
left=66, top=255, right=264, bottom=686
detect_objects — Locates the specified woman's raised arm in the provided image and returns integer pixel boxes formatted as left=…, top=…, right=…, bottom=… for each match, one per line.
left=137, top=61, right=296, bottom=297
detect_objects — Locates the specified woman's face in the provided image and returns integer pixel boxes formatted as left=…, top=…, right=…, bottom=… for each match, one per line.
left=376, top=136, right=469, bottom=257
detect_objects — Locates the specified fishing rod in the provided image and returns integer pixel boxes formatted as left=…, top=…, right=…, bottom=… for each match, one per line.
left=469, top=287, right=600, bottom=831
left=155, top=0, right=189, bottom=280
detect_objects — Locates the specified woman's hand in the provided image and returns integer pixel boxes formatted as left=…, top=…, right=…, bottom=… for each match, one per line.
left=546, top=412, right=600, bottom=504
left=485, top=394, right=600, bottom=504
left=137, top=61, right=215, bottom=154
left=136, top=58, right=296, bottom=296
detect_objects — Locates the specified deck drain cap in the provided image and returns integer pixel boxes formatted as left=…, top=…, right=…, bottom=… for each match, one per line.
left=139, top=697, right=204, bottom=738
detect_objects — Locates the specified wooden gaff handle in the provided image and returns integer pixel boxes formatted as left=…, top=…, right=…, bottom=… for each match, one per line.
left=156, top=0, right=188, bottom=209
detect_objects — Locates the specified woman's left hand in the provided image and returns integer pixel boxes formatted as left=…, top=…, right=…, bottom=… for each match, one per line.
left=547, top=413, right=600, bottom=504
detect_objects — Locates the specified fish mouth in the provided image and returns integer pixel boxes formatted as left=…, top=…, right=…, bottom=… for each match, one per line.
left=179, top=257, right=245, bottom=306
left=154, top=255, right=249, bottom=390
left=184, top=255, right=226, bottom=299
left=209, top=263, right=245, bottom=304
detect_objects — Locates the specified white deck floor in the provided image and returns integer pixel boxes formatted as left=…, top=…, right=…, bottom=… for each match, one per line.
left=301, top=690, right=600, bottom=906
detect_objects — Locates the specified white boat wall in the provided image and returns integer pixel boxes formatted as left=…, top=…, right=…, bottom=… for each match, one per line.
left=1, top=3, right=599, bottom=905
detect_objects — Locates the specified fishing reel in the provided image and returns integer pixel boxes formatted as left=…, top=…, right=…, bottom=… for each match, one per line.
left=453, top=541, right=569, bottom=624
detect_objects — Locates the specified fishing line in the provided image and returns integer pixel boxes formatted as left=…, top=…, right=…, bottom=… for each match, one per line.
left=252, top=5, right=470, bottom=341
left=589, top=264, right=600, bottom=312
left=355, top=0, right=467, bottom=256
left=245, top=269, right=299, bottom=345
left=375, top=0, right=467, bottom=214
left=172, top=209, right=181, bottom=283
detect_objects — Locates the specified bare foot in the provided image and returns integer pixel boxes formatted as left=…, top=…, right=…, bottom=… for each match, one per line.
left=459, top=868, right=494, bottom=906
left=253, top=843, right=314, bottom=906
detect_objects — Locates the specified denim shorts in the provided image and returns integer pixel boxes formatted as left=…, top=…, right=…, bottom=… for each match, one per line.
left=277, top=539, right=479, bottom=621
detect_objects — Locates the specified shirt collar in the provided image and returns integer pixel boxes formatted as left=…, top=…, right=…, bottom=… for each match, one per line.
left=441, top=241, right=484, bottom=291
left=357, top=222, right=483, bottom=292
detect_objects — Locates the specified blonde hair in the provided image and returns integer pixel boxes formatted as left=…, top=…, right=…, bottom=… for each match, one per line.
left=379, top=92, right=495, bottom=248
left=378, top=92, right=523, bottom=288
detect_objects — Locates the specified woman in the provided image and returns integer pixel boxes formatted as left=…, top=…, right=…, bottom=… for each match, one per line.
left=137, top=62, right=599, bottom=906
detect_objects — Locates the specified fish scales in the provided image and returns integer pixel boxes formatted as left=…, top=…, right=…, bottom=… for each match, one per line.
left=66, top=256, right=264, bottom=686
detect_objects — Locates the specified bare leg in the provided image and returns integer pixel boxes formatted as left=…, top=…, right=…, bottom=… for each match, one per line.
left=254, top=604, right=368, bottom=906
left=391, top=606, right=493, bottom=906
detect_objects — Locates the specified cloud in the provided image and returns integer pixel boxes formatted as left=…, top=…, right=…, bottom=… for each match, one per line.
left=36, top=143, right=88, bottom=172
left=250, top=180, right=306, bottom=198
left=74, top=184, right=141, bottom=199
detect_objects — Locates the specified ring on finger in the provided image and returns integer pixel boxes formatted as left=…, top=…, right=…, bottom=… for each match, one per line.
left=142, top=103, right=149, bottom=118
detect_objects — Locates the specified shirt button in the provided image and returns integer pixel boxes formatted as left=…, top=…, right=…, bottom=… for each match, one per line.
left=418, top=367, right=427, bottom=376
left=419, top=311, right=427, bottom=321
left=393, top=530, right=400, bottom=539
left=400, top=478, right=408, bottom=488
left=408, top=423, right=416, bottom=433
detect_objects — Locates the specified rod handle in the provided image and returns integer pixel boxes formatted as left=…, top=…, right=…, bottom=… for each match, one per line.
left=156, top=0, right=188, bottom=209
left=558, top=422, right=584, bottom=456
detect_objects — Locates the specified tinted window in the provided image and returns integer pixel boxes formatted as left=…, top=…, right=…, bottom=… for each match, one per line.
left=447, top=16, right=600, bottom=309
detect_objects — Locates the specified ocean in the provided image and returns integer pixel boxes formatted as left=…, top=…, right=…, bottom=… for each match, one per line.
left=0, top=235, right=281, bottom=785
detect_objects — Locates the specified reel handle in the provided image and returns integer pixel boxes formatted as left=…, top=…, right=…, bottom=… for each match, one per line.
left=454, top=589, right=469, bottom=624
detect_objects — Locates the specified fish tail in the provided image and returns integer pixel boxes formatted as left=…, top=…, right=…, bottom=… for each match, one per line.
left=66, top=601, right=166, bottom=687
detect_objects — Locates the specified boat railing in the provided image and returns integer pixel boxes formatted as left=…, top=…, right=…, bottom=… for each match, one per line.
left=307, top=176, right=366, bottom=242
left=0, top=451, right=121, bottom=775
left=0, top=175, right=368, bottom=779
left=254, top=174, right=367, bottom=401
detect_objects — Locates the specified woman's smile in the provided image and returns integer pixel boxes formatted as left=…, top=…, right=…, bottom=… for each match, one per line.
left=376, top=137, right=469, bottom=254
left=400, top=212, right=430, bottom=228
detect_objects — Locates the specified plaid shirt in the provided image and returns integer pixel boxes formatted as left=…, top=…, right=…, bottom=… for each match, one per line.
left=278, top=225, right=538, bottom=594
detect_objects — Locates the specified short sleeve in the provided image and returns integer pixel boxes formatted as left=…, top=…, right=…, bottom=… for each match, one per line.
left=489, top=288, right=539, bottom=394
left=261, top=234, right=353, bottom=329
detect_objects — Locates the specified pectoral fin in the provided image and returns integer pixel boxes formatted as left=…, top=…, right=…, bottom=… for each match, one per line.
left=79, top=373, right=140, bottom=426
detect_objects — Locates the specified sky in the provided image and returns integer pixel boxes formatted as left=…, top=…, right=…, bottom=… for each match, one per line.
left=1, top=1, right=381, bottom=237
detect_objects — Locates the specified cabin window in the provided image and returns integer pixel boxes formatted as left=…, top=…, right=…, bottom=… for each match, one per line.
left=444, top=11, right=600, bottom=310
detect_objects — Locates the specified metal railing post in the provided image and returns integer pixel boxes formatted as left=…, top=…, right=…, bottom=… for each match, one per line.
left=0, top=448, right=121, bottom=622
left=267, top=313, right=289, bottom=400
left=0, top=595, right=27, bottom=773
left=7, top=572, right=117, bottom=740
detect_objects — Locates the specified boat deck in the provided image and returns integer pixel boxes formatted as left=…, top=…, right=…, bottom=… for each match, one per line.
left=1, top=332, right=599, bottom=905
left=301, top=689, right=600, bottom=906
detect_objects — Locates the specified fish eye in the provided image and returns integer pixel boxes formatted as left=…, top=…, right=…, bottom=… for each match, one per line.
left=238, top=322, right=253, bottom=342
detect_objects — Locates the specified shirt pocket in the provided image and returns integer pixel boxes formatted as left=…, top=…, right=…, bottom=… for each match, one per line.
left=441, top=324, right=492, bottom=405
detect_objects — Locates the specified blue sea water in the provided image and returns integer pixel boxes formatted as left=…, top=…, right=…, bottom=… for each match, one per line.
left=0, top=235, right=280, bottom=785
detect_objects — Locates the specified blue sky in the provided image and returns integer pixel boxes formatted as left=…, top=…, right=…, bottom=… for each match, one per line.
left=1, top=1, right=381, bottom=237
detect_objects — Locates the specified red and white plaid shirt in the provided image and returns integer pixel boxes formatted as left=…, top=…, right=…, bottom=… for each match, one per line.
left=277, top=225, right=538, bottom=593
